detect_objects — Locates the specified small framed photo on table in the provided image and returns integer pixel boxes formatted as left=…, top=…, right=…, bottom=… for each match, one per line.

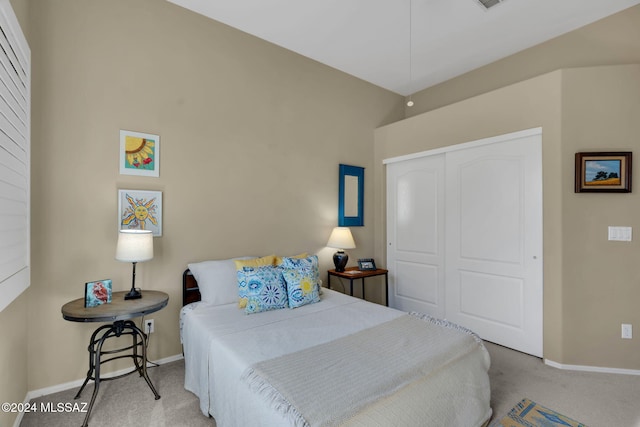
left=358, top=258, right=377, bottom=271
left=85, top=280, right=113, bottom=308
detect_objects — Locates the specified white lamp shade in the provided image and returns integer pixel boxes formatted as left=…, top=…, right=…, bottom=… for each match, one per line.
left=115, top=230, right=154, bottom=262
left=327, top=227, right=356, bottom=250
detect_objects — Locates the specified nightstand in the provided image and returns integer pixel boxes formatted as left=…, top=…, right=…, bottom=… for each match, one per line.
left=61, top=290, right=168, bottom=427
left=327, top=267, right=389, bottom=306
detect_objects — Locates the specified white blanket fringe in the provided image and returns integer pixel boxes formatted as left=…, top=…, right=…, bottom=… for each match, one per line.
left=242, top=368, right=309, bottom=427
left=240, top=312, right=484, bottom=427
left=409, top=311, right=484, bottom=344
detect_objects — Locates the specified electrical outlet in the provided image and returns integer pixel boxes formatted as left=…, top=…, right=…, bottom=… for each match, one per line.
left=621, top=323, right=632, bottom=339
left=145, top=319, right=154, bottom=334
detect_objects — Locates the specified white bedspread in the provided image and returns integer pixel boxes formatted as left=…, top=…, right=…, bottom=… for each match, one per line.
left=181, top=289, right=491, bottom=427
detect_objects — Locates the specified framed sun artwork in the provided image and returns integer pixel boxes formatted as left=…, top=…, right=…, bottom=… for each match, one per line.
left=118, top=189, right=163, bottom=236
left=119, top=130, right=160, bottom=177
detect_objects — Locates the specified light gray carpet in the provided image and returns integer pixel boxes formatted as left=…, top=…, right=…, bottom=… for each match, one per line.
left=20, top=361, right=214, bottom=427
left=20, top=342, right=640, bottom=427
left=487, top=342, right=640, bottom=427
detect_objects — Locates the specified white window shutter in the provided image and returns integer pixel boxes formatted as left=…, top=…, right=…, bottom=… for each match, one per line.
left=0, top=0, right=30, bottom=312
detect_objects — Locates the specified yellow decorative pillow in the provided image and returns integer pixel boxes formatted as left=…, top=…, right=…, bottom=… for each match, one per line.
left=275, top=252, right=308, bottom=266
left=235, top=255, right=276, bottom=308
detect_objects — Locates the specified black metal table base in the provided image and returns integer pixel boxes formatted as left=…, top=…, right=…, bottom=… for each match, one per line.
left=74, top=320, right=160, bottom=427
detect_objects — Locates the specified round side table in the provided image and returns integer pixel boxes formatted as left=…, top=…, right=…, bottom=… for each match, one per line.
left=61, top=290, right=169, bottom=427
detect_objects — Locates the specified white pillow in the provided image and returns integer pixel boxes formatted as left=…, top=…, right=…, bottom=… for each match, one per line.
left=188, top=257, right=255, bottom=305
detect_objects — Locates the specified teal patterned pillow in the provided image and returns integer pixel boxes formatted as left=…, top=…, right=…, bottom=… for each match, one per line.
left=242, top=265, right=288, bottom=314
left=281, top=255, right=320, bottom=308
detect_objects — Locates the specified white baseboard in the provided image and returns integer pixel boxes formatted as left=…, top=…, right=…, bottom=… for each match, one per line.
left=544, top=358, right=640, bottom=376
left=13, top=353, right=184, bottom=427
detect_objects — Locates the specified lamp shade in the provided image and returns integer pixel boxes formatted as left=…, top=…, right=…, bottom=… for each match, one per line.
left=327, top=227, right=356, bottom=250
left=115, top=230, right=154, bottom=262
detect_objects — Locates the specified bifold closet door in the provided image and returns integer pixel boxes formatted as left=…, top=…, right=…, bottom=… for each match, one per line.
left=386, top=154, right=445, bottom=318
left=444, top=134, right=543, bottom=357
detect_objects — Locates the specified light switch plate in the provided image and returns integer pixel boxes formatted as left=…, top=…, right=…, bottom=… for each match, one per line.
left=608, top=226, right=632, bottom=241
left=622, top=323, right=632, bottom=339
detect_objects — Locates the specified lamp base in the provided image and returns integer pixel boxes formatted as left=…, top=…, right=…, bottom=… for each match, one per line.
left=124, top=288, right=142, bottom=300
left=333, top=250, right=349, bottom=272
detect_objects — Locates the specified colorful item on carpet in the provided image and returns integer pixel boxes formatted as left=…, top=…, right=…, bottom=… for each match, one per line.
left=490, top=398, right=587, bottom=427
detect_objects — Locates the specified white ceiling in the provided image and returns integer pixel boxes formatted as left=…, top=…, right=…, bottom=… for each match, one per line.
left=167, top=0, right=640, bottom=96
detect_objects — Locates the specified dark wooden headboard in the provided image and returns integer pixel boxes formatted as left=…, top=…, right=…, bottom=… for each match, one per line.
left=182, top=269, right=201, bottom=306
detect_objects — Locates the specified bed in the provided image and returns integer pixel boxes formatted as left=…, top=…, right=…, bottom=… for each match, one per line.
left=180, top=256, right=492, bottom=427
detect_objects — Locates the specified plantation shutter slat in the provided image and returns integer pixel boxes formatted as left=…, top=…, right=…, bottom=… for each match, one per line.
left=0, top=0, right=30, bottom=312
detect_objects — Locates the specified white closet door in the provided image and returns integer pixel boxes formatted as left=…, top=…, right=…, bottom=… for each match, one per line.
left=445, top=133, right=542, bottom=357
left=387, top=154, right=445, bottom=317
left=385, top=129, right=543, bottom=357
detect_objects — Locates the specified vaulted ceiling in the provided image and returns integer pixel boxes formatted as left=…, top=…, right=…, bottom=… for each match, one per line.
left=168, top=0, right=640, bottom=95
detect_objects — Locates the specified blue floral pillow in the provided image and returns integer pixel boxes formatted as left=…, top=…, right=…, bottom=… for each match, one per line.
left=235, top=255, right=276, bottom=309
left=241, top=265, right=288, bottom=314
left=281, top=255, right=320, bottom=308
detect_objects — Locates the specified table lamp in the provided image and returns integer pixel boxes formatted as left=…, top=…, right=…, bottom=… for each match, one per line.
left=327, top=227, right=356, bottom=272
left=116, top=229, right=153, bottom=300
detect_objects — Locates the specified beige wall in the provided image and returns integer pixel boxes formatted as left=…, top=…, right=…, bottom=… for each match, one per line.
left=0, top=294, right=28, bottom=427
left=20, top=0, right=402, bottom=393
left=405, top=4, right=640, bottom=116
left=560, top=64, right=640, bottom=367
left=374, top=64, right=640, bottom=369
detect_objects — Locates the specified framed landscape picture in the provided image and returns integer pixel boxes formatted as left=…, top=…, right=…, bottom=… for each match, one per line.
left=575, top=152, right=632, bottom=193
